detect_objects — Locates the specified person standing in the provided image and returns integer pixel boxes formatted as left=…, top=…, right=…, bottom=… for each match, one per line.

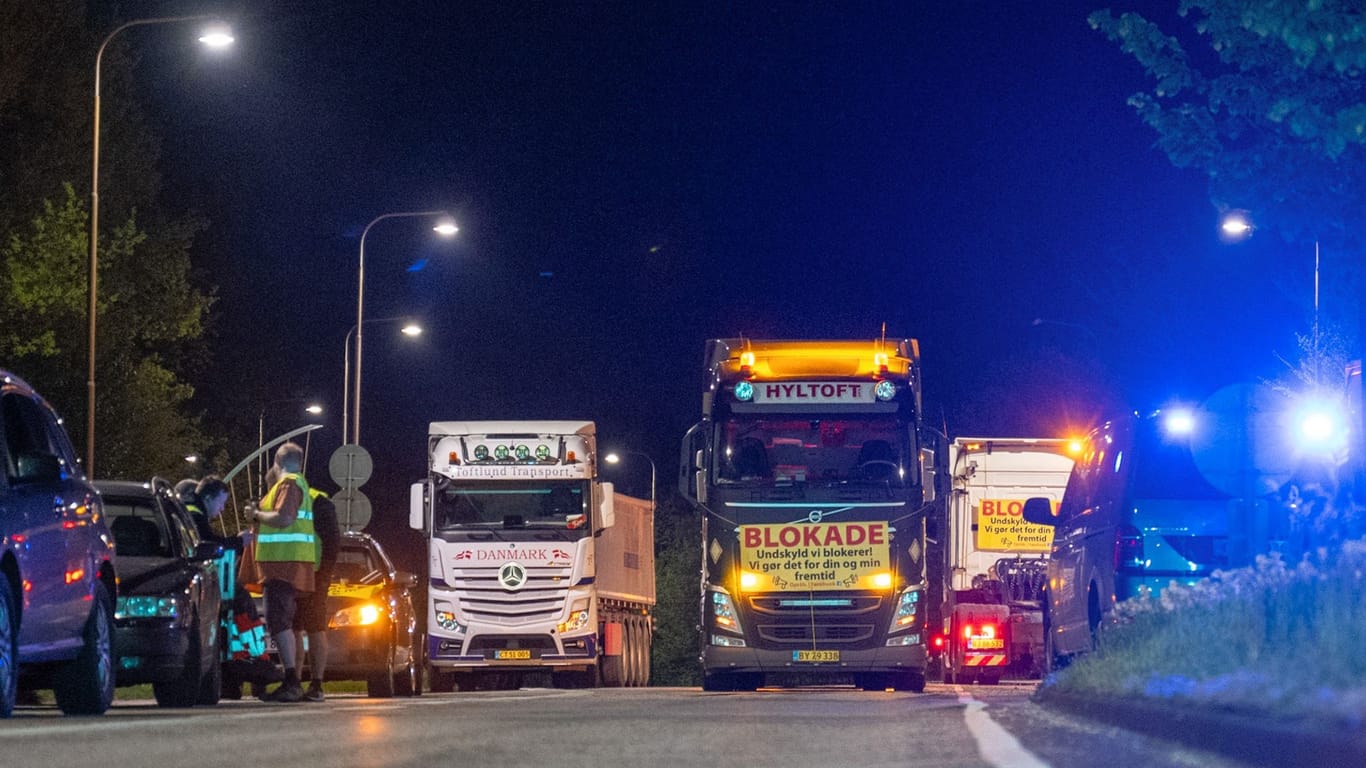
left=253, top=442, right=318, bottom=703
left=295, top=487, right=340, bottom=701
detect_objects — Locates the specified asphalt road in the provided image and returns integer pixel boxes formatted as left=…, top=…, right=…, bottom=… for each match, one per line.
left=0, top=682, right=1260, bottom=768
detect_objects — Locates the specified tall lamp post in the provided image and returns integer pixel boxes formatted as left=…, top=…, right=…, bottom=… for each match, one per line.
left=87, top=16, right=233, bottom=475
left=352, top=211, right=457, bottom=444
left=342, top=318, right=422, bottom=445
left=605, top=451, right=657, bottom=512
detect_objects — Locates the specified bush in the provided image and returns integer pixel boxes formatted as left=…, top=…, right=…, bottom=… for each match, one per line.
left=1047, top=540, right=1366, bottom=721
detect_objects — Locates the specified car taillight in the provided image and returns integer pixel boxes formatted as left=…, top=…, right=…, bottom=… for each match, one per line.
left=1115, top=524, right=1144, bottom=570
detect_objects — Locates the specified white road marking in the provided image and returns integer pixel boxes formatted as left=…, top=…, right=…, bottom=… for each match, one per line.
left=958, top=688, right=1051, bottom=768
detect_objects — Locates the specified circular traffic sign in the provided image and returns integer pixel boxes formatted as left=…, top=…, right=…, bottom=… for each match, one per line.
left=329, top=444, right=373, bottom=489
left=332, top=487, right=373, bottom=532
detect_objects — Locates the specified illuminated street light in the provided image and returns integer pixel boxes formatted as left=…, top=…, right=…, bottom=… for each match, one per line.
left=258, top=399, right=324, bottom=495
left=352, top=211, right=456, bottom=445
left=343, top=317, right=424, bottom=445
left=604, top=450, right=657, bottom=510
left=87, top=15, right=233, bottom=475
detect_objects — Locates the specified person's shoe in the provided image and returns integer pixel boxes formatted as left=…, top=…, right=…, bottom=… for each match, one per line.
left=260, top=680, right=304, bottom=703
left=303, top=681, right=325, bottom=702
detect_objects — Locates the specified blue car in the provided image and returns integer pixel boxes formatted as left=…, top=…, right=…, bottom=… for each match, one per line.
left=98, top=478, right=224, bottom=707
left=1, top=368, right=119, bottom=717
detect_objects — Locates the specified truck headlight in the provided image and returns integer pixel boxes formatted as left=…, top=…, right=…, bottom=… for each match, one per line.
left=330, top=602, right=383, bottom=628
left=711, top=589, right=743, bottom=634
left=557, top=609, right=590, bottom=634
left=889, top=587, right=921, bottom=632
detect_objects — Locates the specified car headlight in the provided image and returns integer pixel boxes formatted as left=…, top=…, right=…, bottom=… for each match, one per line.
left=711, top=589, right=743, bottom=635
left=116, top=595, right=180, bottom=620
left=330, top=602, right=383, bottom=628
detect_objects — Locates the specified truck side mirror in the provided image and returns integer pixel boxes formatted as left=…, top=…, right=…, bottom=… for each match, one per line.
left=598, top=481, right=616, bottom=533
left=1021, top=496, right=1058, bottom=526
left=409, top=481, right=427, bottom=531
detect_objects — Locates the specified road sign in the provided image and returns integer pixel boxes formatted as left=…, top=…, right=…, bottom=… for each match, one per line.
left=333, top=488, right=373, bottom=532
left=329, top=444, right=374, bottom=489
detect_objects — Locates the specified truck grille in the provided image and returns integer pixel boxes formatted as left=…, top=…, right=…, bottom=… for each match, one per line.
left=448, top=566, right=571, bottom=625
left=757, top=624, right=874, bottom=644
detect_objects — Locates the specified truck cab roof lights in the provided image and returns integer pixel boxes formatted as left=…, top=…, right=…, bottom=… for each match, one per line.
left=874, top=380, right=896, bottom=401
left=734, top=381, right=755, bottom=402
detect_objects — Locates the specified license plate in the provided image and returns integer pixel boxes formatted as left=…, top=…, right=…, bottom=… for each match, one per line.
left=493, top=649, right=532, bottom=660
left=968, top=637, right=1004, bottom=650
left=793, top=650, right=839, bottom=663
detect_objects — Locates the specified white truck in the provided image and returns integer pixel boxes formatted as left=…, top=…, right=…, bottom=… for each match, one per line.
left=409, top=420, right=655, bottom=690
left=939, top=437, right=1074, bottom=682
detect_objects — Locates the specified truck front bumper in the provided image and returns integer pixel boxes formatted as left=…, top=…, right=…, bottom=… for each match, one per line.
left=428, top=630, right=598, bottom=670
left=702, top=641, right=926, bottom=676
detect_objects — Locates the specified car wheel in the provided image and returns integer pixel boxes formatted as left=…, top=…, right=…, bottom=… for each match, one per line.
left=196, top=625, right=224, bottom=706
left=0, top=580, right=18, bottom=718
left=366, top=644, right=396, bottom=698
left=394, top=634, right=420, bottom=697
left=53, top=582, right=115, bottom=715
left=154, top=611, right=203, bottom=708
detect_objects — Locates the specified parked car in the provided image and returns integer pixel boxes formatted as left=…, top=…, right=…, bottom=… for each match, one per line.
left=1023, top=408, right=1252, bottom=671
left=262, top=531, right=421, bottom=697
left=97, top=478, right=223, bottom=707
left=0, top=368, right=118, bottom=717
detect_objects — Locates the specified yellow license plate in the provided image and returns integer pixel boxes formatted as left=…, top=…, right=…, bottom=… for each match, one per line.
left=494, top=649, right=532, bottom=660
left=968, top=638, right=1004, bottom=650
left=794, top=650, right=839, bottom=663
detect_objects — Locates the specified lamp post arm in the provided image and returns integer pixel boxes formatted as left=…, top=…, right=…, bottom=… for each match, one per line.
left=352, top=210, right=447, bottom=445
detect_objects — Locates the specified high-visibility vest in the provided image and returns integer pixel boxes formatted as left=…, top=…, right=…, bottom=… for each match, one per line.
left=255, top=473, right=318, bottom=565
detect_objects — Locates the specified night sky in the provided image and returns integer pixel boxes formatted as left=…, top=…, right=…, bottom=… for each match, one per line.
left=117, top=1, right=1322, bottom=549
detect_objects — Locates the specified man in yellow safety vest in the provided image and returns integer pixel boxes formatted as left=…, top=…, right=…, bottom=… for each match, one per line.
left=253, top=442, right=319, bottom=702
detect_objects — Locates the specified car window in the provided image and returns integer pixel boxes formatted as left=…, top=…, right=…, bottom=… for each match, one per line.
left=105, top=498, right=175, bottom=558
left=334, top=545, right=381, bottom=584
left=164, top=499, right=198, bottom=558
left=2, top=391, right=55, bottom=482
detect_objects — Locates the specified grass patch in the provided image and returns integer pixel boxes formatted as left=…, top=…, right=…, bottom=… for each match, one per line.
left=1044, top=539, right=1366, bottom=723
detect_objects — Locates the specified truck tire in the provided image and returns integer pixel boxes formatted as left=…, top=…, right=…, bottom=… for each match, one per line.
left=427, top=666, right=456, bottom=693
left=638, top=617, right=652, bottom=687
left=53, top=582, right=115, bottom=715
left=891, top=670, right=925, bottom=692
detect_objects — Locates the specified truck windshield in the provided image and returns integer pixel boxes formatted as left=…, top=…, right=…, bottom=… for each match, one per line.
left=715, top=415, right=908, bottom=487
left=434, top=481, right=591, bottom=530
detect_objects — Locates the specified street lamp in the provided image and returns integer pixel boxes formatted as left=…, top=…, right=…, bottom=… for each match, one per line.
left=258, top=400, right=323, bottom=495
left=1220, top=211, right=1323, bottom=382
left=342, top=318, right=422, bottom=445
left=604, top=451, right=657, bottom=511
left=352, top=211, right=457, bottom=444
left=87, top=15, right=233, bottom=475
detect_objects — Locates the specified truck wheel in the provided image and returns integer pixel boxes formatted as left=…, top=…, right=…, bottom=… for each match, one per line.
left=427, top=666, right=456, bottom=693
left=0, top=581, right=18, bottom=718
left=639, top=618, right=652, bottom=687
left=893, top=670, right=926, bottom=693
left=53, top=582, right=115, bottom=715
left=702, top=672, right=734, bottom=692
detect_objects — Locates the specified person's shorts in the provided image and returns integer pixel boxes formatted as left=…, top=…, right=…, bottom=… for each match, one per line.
left=296, top=569, right=333, bottom=632
left=263, top=579, right=298, bottom=636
